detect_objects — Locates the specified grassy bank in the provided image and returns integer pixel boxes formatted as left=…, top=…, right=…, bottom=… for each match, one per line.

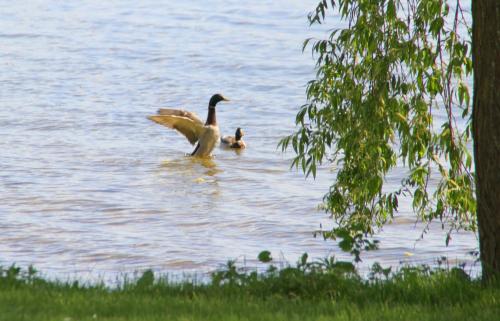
left=1, top=258, right=499, bottom=321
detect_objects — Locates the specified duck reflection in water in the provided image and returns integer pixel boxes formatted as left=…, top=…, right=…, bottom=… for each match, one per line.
left=160, top=156, right=222, bottom=178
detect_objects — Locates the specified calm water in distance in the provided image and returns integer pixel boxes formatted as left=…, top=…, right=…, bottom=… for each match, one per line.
left=0, top=0, right=478, bottom=280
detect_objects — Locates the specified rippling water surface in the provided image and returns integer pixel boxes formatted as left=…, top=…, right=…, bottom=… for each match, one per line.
left=0, top=0, right=478, bottom=280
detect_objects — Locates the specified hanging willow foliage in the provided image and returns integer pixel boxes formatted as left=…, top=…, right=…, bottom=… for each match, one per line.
left=280, top=0, right=474, bottom=260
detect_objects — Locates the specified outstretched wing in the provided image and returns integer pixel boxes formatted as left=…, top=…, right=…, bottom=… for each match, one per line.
left=148, top=109, right=205, bottom=145
left=156, top=109, right=204, bottom=124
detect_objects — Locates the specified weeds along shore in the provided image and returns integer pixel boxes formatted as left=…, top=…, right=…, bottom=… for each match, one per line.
left=1, top=254, right=499, bottom=321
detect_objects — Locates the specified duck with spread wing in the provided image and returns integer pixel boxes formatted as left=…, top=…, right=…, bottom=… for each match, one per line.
left=148, top=94, right=229, bottom=157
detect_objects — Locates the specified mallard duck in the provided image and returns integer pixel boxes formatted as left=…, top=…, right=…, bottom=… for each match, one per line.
left=221, top=127, right=246, bottom=149
left=148, top=93, right=229, bottom=157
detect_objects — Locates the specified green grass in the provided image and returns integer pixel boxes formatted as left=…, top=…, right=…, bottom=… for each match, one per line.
left=1, top=260, right=499, bottom=321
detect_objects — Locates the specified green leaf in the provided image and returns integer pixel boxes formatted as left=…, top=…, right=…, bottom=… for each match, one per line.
left=258, top=251, right=273, bottom=263
left=300, top=253, right=309, bottom=266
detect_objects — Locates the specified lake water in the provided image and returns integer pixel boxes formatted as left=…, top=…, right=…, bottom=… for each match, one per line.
left=0, top=0, right=478, bottom=281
